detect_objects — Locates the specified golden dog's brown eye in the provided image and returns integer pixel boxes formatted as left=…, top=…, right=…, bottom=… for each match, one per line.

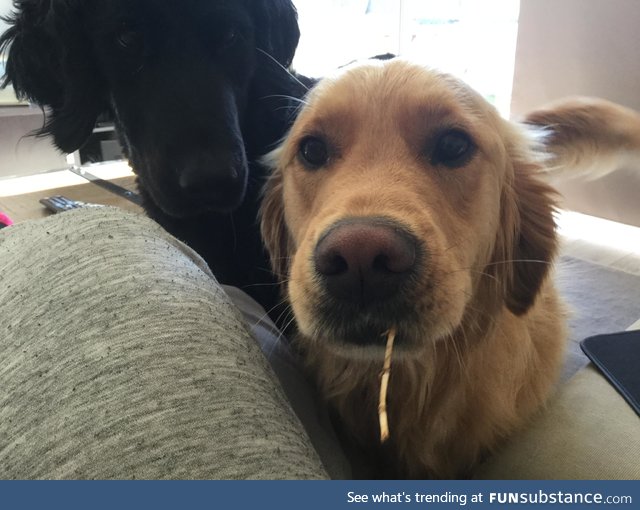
left=299, top=136, right=329, bottom=168
left=432, top=129, right=475, bottom=168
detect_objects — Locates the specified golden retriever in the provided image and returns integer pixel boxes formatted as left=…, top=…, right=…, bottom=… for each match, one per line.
left=260, top=59, right=567, bottom=479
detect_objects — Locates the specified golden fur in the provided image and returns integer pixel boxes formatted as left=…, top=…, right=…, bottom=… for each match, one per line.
left=260, top=60, right=567, bottom=479
left=525, top=96, right=640, bottom=182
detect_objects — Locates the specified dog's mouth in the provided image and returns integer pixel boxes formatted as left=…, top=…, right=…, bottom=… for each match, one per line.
left=290, top=216, right=473, bottom=356
left=310, top=300, right=426, bottom=352
left=136, top=154, right=249, bottom=218
left=297, top=216, right=433, bottom=351
left=141, top=177, right=245, bottom=218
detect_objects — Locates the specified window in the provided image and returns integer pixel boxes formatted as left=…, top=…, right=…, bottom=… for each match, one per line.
left=292, top=0, right=520, bottom=116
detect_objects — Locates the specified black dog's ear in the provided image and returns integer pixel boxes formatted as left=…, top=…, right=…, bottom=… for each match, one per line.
left=1, top=4, right=62, bottom=106
left=370, top=53, right=397, bottom=61
left=0, top=1, right=106, bottom=153
left=250, top=0, right=301, bottom=67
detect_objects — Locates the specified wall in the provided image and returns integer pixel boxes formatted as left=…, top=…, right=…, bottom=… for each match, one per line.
left=512, top=0, right=640, bottom=227
left=0, top=109, right=69, bottom=179
left=0, top=0, right=12, bottom=34
left=1, top=1, right=69, bottom=179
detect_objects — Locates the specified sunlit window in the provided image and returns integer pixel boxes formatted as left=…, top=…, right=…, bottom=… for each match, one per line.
left=293, top=0, right=520, bottom=116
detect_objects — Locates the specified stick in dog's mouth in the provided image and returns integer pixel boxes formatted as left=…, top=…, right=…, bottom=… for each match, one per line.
left=378, top=327, right=396, bottom=443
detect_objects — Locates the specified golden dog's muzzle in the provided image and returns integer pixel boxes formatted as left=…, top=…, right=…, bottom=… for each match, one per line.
left=311, top=216, right=424, bottom=347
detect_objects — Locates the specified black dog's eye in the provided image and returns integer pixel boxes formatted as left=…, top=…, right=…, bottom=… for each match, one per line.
left=116, top=26, right=144, bottom=53
left=431, top=130, right=475, bottom=168
left=219, top=27, right=238, bottom=50
left=298, top=136, right=329, bottom=168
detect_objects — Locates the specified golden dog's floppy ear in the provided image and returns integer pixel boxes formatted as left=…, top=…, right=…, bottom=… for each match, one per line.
left=260, top=166, right=291, bottom=283
left=491, top=134, right=559, bottom=316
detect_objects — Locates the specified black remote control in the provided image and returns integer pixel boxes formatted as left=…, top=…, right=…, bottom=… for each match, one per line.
left=39, top=195, right=100, bottom=214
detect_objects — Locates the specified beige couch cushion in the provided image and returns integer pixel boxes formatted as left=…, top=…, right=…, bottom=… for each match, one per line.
left=476, top=365, right=640, bottom=480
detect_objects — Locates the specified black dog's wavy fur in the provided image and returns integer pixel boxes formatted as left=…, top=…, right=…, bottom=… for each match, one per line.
left=1, top=0, right=313, bottom=314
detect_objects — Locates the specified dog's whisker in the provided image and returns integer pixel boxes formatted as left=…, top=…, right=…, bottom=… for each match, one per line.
left=269, top=255, right=294, bottom=262
left=261, top=94, right=309, bottom=106
left=132, top=63, right=145, bottom=75
left=255, top=47, right=310, bottom=92
left=274, top=105, right=306, bottom=114
left=253, top=266, right=281, bottom=276
left=241, top=279, right=288, bottom=289
left=473, top=271, right=500, bottom=284
left=242, top=272, right=291, bottom=288
left=273, top=304, right=295, bottom=333
left=442, top=241, right=463, bottom=254
left=268, top=309, right=297, bottom=358
left=483, top=259, right=553, bottom=267
left=446, top=331, right=467, bottom=377
left=256, top=305, right=295, bottom=361
left=279, top=312, right=298, bottom=339
left=261, top=95, right=308, bottom=118
left=443, top=268, right=501, bottom=284
left=249, top=293, right=296, bottom=339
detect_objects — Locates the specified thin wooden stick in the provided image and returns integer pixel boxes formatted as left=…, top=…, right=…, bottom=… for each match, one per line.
left=378, top=327, right=396, bottom=443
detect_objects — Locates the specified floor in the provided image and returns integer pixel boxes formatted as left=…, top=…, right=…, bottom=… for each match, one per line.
left=2, top=163, right=640, bottom=331
left=556, top=211, right=640, bottom=332
left=557, top=210, right=640, bottom=277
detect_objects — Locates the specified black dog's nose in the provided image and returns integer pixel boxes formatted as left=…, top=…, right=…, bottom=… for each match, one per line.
left=314, top=218, right=418, bottom=305
left=178, top=151, right=248, bottom=211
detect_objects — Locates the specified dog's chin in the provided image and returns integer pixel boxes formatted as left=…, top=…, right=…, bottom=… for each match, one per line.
left=297, top=296, right=462, bottom=360
left=306, top=322, right=430, bottom=361
left=302, top=304, right=426, bottom=357
left=143, top=179, right=246, bottom=219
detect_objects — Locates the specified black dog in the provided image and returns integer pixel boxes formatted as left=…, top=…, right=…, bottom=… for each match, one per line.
left=1, top=0, right=312, bottom=314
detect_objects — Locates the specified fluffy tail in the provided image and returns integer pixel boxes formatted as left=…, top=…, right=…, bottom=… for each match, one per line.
left=524, top=97, right=640, bottom=182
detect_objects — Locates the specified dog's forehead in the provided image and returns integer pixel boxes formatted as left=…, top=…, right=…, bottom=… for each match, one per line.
left=98, top=0, right=239, bottom=11
left=90, top=0, right=250, bottom=26
left=303, top=60, right=488, bottom=130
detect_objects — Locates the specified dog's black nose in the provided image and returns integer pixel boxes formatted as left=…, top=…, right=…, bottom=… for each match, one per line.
left=178, top=151, right=248, bottom=211
left=314, top=218, right=418, bottom=305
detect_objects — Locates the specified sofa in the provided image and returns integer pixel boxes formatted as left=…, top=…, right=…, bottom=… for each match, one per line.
left=1, top=207, right=638, bottom=479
